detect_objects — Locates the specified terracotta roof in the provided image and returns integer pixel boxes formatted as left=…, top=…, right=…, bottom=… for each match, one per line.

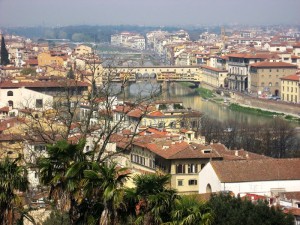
left=210, top=158, right=300, bottom=183
left=250, top=61, right=297, bottom=68
left=201, top=65, right=227, bottom=72
left=146, top=141, right=190, bottom=159
left=0, top=117, right=25, bottom=132
left=227, top=53, right=276, bottom=59
left=147, top=111, right=165, bottom=117
left=281, top=73, right=300, bottom=81
left=25, top=59, right=38, bottom=65
left=283, top=207, right=300, bottom=216
left=0, top=106, right=9, bottom=112
left=279, top=192, right=300, bottom=201
left=0, top=80, right=89, bottom=88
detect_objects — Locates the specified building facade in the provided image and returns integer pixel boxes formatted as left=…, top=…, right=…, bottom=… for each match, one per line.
left=249, top=62, right=297, bottom=97
left=281, top=72, right=300, bottom=103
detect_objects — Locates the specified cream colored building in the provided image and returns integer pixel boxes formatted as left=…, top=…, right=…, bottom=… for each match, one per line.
left=249, top=61, right=297, bottom=97
left=200, top=65, right=228, bottom=88
left=74, top=45, right=92, bottom=56
left=280, top=72, right=300, bottom=103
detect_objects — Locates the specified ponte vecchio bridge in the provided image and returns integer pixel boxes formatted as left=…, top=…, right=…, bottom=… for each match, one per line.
left=102, top=65, right=201, bottom=85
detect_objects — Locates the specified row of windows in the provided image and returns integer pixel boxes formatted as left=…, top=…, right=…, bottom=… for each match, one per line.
left=177, top=179, right=198, bottom=186
left=260, top=82, right=278, bottom=87
left=7, top=99, right=43, bottom=108
left=282, top=94, right=298, bottom=103
left=176, top=163, right=205, bottom=174
left=282, top=86, right=298, bottom=93
left=131, top=154, right=155, bottom=169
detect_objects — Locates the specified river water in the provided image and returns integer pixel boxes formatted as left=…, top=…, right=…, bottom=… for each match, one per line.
left=126, top=82, right=274, bottom=125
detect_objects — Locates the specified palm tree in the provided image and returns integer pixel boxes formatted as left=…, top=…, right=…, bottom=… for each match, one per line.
left=84, top=162, right=130, bottom=225
left=0, top=157, right=29, bottom=225
left=168, top=195, right=213, bottom=225
left=38, top=139, right=90, bottom=224
left=130, top=173, right=178, bottom=225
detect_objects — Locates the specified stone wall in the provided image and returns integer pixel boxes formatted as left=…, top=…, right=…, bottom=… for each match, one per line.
left=231, top=92, right=300, bottom=116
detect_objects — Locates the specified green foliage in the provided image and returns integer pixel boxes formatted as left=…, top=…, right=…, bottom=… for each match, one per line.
left=208, top=194, right=294, bottom=225
left=0, top=157, right=29, bottom=225
left=21, top=68, right=37, bottom=76
left=195, top=87, right=215, bottom=99
left=128, top=174, right=178, bottom=225
left=228, top=103, right=284, bottom=117
left=1, top=36, right=10, bottom=66
left=43, top=210, right=70, bottom=225
left=168, top=195, right=213, bottom=225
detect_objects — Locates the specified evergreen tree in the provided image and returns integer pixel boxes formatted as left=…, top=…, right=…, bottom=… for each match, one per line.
left=0, top=36, right=10, bottom=66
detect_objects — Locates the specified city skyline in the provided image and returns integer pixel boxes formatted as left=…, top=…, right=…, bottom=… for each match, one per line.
left=0, top=0, right=299, bottom=27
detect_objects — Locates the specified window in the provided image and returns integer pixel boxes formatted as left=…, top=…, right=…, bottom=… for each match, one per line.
left=188, top=164, right=197, bottom=173
left=7, top=91, right=13, bottom=96
left=261, top=82, right=265, bottom=87
left=176, top=164, right=185, bottom=174
left=269, top=82, right=272, bottom=87
left=8, top=101, right=13, bottom=108
left=177, top=180, right=183, bottom=186
left=36, top=99, right=43, bottom=108
left=188, top=179, right=197, bottom=185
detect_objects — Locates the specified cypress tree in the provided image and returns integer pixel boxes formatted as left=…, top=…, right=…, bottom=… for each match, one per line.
left=0, top=36, right=10, bottom=66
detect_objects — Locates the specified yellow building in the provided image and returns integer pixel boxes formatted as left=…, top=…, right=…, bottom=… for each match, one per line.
left=280, top=72, right=300, bottom=103
left=249, top=61, right=297, bottom=97
left=200, top=65, right=228, bottom=88
left=37, top=52, right=66, bottom=67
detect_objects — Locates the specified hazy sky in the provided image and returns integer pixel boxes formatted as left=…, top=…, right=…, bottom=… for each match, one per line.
left=0, top=0, right=299, bottom=27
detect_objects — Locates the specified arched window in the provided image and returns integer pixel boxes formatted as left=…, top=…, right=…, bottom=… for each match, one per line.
left=206, top=184, right=212, bottom=193
left=7, top=91, right=13, bottom=96
left=8, top=101, right=13, bottom=108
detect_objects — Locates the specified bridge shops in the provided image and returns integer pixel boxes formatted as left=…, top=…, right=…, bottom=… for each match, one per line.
left=102, top=66, right=201, bottom=83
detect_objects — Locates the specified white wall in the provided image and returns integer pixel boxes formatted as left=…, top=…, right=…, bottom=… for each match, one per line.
left=198, top=163, right=221, bottom=193
left=0, top=87, right=53, bottom=110
left=199, top=162, right=300, bottom=197
left=222, top=180, right=300, bottom=196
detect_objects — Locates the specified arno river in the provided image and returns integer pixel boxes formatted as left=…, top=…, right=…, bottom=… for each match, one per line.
left=126, top=82, right=275, bottom=125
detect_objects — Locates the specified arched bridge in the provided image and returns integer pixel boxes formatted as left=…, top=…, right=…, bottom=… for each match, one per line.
left=102, top=66, right=201, bottom=85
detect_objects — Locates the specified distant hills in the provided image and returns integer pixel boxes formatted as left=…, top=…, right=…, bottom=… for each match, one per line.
left=2, top=25, right=213, bottom=42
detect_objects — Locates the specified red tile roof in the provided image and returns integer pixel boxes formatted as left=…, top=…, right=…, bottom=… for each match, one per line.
left=25, top=59, right=38, bottom=65
left=279, top=192, right=300, bottom=201
left=227, top=53, right=277, bottom=59
left=0, top=106, right=9, bottom=112
left=210, top=158, right=300, bottom=183
left=250, top=61, right=297, bottom=68
left=147, top=111, right=165, bottom=117
left=281, top=73, right=300, bottom=81
left=0, top=80, right=89, bottom=88
left=201, top=65, right=227, bottom=72
left=283, top=207, right=300, bottom=216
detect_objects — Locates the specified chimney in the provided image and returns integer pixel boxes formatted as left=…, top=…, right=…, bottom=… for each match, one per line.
left=235, top=150, right=238, bottom=156
left=7, top=123, right=10, bottom=128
